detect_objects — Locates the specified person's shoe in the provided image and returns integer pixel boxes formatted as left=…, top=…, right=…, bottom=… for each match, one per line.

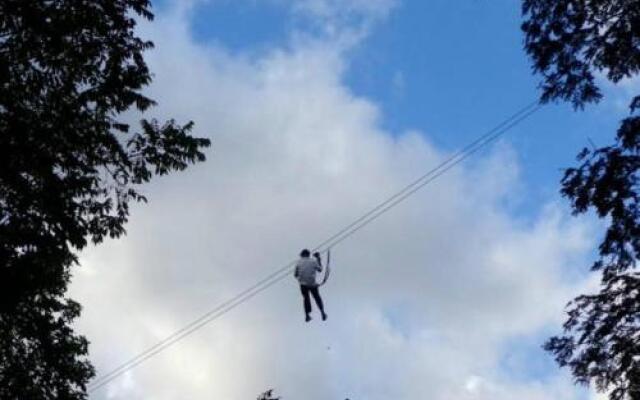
left=322, top=313, right=327, bottom=321
left=305, top=315, right=312, bottom=322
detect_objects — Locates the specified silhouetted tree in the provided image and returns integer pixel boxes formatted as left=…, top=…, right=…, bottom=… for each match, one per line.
left=522, top=1, right=640, bottom=399
left=0, top=1, right=210, bottom=398
left=258, top=390, right=280, bottom=400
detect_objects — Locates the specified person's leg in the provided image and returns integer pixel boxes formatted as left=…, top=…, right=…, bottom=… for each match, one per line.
left=300, top=285, right=312, bottom=321
left=310, top=286, right=327, bottom=320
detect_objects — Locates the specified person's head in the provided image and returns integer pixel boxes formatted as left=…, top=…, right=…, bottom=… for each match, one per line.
left=300, top=249, right=311, bottom=258
left=313, top=251, right=321, bottom=260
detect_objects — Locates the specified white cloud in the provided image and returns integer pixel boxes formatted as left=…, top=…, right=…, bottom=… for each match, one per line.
left=286, top=0, right=397, bottom=46
left=596, top=70, right=640, bottom=112
left=70, top=3, right=597, bottom=400
left=291, top=0, right=397, bottom=24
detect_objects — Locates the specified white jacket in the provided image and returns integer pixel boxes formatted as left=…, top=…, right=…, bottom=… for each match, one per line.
left=294, top=257, right=322, bottom=286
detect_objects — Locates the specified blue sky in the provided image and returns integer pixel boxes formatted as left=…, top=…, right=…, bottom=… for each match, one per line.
left=76, top=1, right=618, bottom=399
left=178, top=0, right=622, bottom=215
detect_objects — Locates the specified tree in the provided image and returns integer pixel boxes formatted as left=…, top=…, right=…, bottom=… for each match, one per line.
left=0, top=1, right=210, bottom=398
left=258, top=390, right=281, bottom=400
left=522, top=1, right=640, bottom=399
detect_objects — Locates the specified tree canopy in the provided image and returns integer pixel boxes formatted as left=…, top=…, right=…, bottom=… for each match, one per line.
left=0, top=0, right=210, bottom=398
left=522, top=1, right=640, bottom=399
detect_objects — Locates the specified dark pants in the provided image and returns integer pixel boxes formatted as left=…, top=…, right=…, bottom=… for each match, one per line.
left=300, top=285, right=325, bottom=315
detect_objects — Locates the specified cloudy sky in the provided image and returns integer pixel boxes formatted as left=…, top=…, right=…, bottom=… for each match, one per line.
left=69, top=1, right=637, bottom=399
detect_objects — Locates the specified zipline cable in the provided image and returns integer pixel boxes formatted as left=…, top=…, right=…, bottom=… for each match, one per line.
left=321, top=104, right=541, bottom=250
left=89, top=102, right=540, bottom=392
left=88, top=101, right=541, bottom=393
left=310, top=101, right=539, bottom=252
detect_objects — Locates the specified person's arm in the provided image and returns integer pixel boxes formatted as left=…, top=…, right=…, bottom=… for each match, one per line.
left=315, top=258, right=322, bottom=272
left=294, top=263, right=299, bottom=278
left=313, top=253, right=323, bottom=271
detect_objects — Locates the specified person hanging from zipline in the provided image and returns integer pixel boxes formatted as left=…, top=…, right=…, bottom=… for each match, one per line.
left=294, top=248, right=328, bottom=322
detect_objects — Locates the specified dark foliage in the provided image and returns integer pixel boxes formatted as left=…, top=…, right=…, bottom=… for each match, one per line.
left=522, top=1, right=640, bottom=399
left=522, top=0, right=640, bottom=108
left=0, top=0, right=210, bottom=398
left=258, top=390, right=281, bottom=400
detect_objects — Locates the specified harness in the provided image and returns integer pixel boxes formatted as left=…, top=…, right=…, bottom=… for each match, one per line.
left=318, top=249, right=331, bottom=286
